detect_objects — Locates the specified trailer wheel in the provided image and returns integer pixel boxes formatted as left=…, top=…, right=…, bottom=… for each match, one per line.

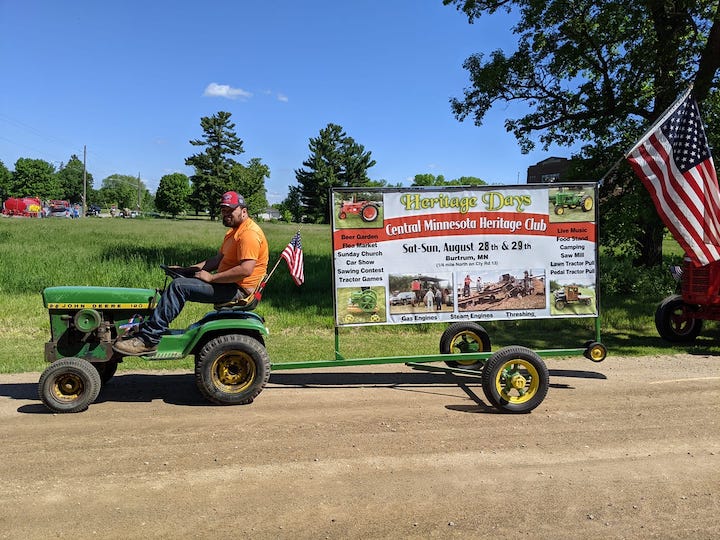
left=92, top=361, right=118, bottom=384
left=195, top=334, right=270, bottom=405
left=38, top=357, right=102, bottom=413
left=655, top=294, right=703, bottom=342
left=583, top=341, right=607, bottom=362
left=481, top=346, right=549, bottom=413
left=360, top=204, right=379, bottom=222
left=439, top=322, right=491, bottom=371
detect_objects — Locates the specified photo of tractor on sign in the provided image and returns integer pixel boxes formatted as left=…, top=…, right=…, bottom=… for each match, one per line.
left=549, top=187, right=594, bottom=216
left=335, top=192, right=383, bottom=227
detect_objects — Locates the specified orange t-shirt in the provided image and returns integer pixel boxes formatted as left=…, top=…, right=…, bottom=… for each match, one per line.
left=218, top=218, right=269, bottom=290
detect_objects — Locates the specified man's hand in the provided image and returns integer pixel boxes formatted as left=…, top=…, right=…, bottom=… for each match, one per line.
left=196, top=270, right=214, bottom=283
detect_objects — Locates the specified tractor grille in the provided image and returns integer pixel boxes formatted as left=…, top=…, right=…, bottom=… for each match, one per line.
left=682, top=260, right=720, bottom=305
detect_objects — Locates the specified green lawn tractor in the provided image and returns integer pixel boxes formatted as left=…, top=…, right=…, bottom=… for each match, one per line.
left=39, top=266, right=270, bottom=413
left=550, top=188, right=594, bottom=215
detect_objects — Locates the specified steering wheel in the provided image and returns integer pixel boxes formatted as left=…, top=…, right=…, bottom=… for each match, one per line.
left=160, top=264, right=199, bottom=279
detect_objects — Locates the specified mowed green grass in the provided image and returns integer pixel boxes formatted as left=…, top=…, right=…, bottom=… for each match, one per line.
left=0, top=217, right=716, bottom=374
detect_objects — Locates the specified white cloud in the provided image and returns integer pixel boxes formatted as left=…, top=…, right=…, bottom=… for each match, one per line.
left=277, top=93, right=288, bottom=103
left=203, top=83, right=252, bottom=100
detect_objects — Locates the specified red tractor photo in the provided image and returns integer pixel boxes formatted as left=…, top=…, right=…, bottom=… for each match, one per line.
left=338, top=199, right=380, bottom=222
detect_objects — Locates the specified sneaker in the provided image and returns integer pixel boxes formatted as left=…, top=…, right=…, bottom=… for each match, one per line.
left=112, top=337, right=157, bottom=356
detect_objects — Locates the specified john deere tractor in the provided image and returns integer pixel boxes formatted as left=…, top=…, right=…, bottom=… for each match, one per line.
left=39, top=266, right=270, bottom=413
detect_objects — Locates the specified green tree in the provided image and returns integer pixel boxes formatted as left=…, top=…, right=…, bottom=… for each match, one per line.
left=11, top=158, right=59, bottom=199
left=411, top=174, right=486, bottom=186
left=229, top=157, right=269, bottom=216
left=279, top=185, right=303, bottom=222
left=185, top=111, right=245, bottom=220
left=295, top=123, right=376, bottom=224
left=56, top=155, right=93, bottom=204
left=155, top=173, right=190, bottom=218
left=0, top=160, right=11, bottom=202
left=444, top=0, right=720, bottom=266
left=98, top=174, right=149, bottom=210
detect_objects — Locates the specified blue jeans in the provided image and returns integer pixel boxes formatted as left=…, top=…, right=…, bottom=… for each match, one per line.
left=139, top=277, right=239, bottom=345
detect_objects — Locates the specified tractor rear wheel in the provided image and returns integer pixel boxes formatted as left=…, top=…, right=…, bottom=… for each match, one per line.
left=481, top=346, right=549, bottom=413
left=195, top=334, right=270, bottom=405
left=655, top=294, right=703, bottom=342
left=439, top=322, right=491, bottom=371
left=38, top=357, right=102, bottom=413
left=360, top=204, right=379, bottom=222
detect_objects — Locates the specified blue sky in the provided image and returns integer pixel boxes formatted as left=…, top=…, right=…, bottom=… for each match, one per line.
left=0, top=1, right=576, bottom=204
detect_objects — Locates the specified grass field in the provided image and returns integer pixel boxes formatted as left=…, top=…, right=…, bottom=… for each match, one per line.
left=1, top=216, right=718, bottom=374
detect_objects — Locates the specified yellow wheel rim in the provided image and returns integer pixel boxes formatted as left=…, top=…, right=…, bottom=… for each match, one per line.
left=52, top=373, right=84, bottom=402
left=212, top=352, right=255, bottom=394
left=450, top=331, right=485, bottom=365
left=495, top=360, right=540, bottom=404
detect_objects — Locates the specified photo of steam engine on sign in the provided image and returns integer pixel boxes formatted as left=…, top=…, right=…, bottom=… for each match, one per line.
left=456, top=269, right=546, bottom=312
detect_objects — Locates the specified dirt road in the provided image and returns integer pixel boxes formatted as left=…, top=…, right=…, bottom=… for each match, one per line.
left=1, top=354, right=718, bottom=539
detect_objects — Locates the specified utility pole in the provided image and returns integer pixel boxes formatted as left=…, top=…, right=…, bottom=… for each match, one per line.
left=83, top=145, right=87, bottom=217
left=137, top=172, right=141, bottom=211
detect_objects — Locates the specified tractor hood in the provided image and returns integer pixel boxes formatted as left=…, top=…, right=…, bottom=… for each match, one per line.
left=43, top=286, right=159, bottom=310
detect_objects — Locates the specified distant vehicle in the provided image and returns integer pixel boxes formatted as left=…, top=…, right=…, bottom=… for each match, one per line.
left=2, top=197, right=43, bottom=217
left=86, top=205, right=102, bottom=216
left=390, top=291, right=416, bottom=305
left=48, top=200, right=71, bottom=217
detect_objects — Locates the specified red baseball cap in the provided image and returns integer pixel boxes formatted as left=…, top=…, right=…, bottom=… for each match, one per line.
left=220, top=191, right=245, bottom=208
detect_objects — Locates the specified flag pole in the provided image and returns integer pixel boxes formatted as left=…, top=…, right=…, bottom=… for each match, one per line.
left=265, top=226, right=304, bottom=282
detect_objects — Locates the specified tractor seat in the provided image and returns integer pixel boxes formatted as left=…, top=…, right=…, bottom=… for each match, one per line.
left=214, top=294, right=259, bottom=312
left=213, top=276, right=267, bottom=312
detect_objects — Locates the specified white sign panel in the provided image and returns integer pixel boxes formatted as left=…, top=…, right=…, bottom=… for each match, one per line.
left=331, top=185, right=598, bottom=327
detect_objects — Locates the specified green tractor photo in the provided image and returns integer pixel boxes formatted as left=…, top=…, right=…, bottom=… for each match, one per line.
left=550, top=187, right=594, bottom=216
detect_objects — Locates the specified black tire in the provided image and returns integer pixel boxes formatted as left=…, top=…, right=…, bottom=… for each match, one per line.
left=582, top=196, right=593, bottom=211
left=554, top=205, right=564, bottom=215
left=481, top=346, right=549, bottom=413
left=92, top=361, right=119, bottom=384
left=38, top=357, right=102, bottom=413
left=360, top=204, right=379, bottom=222
left=654, top=294, right=703, bottom=342
left=195, top=334, right=270, bottom=405
left=555, top=299, right=566, bottom=310
left=439, top=322, right=491, bottom=371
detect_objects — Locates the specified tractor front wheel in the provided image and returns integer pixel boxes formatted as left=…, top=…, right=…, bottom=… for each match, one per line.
left=655, top=294, right=703, bottom=342
left=38, top=357, right=102, bottom=413
left=481, top=346, right=549, bottom=413
left=439, top=322, right=491, bottom=371
left=195, top=334, right=270, bottom=405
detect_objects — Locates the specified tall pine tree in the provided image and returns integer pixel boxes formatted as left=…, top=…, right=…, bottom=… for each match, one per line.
left=185, top=111, right=245, bottom=220
left=295, top=123, right=376, bottom=223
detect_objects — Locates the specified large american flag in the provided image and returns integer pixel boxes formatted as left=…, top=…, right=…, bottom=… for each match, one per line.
left=281, top=232, right=304, bottom=285
left=627, top=90, right=720, bottom=266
